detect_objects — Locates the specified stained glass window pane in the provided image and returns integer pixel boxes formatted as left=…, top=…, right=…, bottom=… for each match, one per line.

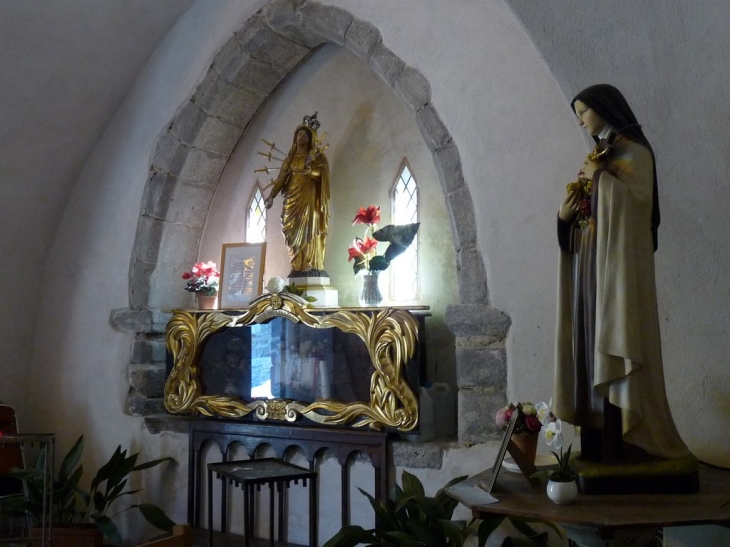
left=391, top=162, right=418, bottom=301
left=247, top=187, right=266, bottom=243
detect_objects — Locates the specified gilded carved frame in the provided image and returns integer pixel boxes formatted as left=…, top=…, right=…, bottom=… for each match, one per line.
left=164, top=292, right=420, bottom=431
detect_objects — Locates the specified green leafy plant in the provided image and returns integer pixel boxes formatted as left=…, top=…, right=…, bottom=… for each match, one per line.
left=324, top=470, right=560, bottom=547
left=547, top=445, right=576, bottom=483
left=0, top=435, right=175, bottom=544
left=283, top=282, right=317, bottom=304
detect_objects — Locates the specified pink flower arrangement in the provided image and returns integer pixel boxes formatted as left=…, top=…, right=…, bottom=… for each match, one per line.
left=496, top=401, right=554, bottom=435
left=182, top=261, right=220, bottom=296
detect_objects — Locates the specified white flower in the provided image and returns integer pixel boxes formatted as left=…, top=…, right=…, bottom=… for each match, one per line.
left=265, top=276, right=286, bottom=293
left=544, top=419, right=563, bottom=450
left=536, top=398, right=553, bottom=426
left=521, top=404, right=537, bottom=416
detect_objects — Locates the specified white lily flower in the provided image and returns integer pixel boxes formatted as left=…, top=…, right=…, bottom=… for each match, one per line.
left=544, top=419, right=563, bottom=450
left=536, top=398, right=553, bottom=426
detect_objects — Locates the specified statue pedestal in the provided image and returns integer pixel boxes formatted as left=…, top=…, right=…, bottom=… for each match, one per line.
left=574, top=453, right=699, bottom=494
left=288, top=272, right=339, bottom=308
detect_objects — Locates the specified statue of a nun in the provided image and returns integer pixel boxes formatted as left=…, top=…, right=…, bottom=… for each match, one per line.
left=555, top=84, right=691, bottom=465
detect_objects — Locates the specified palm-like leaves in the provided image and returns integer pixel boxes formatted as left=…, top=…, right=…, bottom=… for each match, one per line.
left=323, top=470, right=561, bottom=547
left=0, top=435, right=175, bottom=545
left=323, top=471, right=477, bottom=547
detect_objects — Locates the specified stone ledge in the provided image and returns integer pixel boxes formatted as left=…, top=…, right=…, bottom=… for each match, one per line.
left=110, top=308, right=172, bottom=334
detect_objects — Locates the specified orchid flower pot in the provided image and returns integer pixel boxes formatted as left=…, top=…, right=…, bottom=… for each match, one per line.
left=547, top=479, right=578, bottom=504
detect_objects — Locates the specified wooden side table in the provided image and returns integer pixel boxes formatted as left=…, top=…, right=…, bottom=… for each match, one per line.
left=207, top=458, right=317, bottom=547
left=448, top=465, right=730, bottom=547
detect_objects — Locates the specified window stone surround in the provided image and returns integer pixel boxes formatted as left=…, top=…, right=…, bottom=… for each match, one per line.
left=109, top=0, right=510, bottom=449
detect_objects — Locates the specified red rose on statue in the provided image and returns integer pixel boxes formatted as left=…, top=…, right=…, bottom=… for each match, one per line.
left=579, top=197, right=591, bottom=218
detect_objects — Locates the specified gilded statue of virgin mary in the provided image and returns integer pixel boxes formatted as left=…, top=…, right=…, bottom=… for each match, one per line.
left=264, top=113, right=330, bottom=276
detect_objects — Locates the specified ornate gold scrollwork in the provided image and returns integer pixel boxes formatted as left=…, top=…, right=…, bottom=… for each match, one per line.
left=164, top=293, right=421, bottom=431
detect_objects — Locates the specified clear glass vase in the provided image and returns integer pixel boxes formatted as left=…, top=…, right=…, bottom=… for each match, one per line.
left=359, top=271, right=383, bottom=307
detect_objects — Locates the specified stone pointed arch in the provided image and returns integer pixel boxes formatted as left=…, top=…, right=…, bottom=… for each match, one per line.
left=114, top=0, right=509, bottom=443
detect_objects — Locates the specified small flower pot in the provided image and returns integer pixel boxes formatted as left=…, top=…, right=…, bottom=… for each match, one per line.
left=32, top=525, right=103, bottom=547
left=510, top=431, right=539, bottom=465
left=196, top=293, right=217, bottom=310
left=546, top=479, right=578, bottom=504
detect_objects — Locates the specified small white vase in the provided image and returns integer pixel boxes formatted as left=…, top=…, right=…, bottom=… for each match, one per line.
left=546, top=479, right=578, bottom=504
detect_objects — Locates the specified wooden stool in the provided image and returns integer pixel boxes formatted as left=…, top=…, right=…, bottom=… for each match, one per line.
left=207, top=458, right=317, bottom=547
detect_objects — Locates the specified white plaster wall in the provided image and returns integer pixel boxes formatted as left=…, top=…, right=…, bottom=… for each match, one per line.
left=22, top=0, right=271, bottom=540
left=199, top=44, right=458, bottom=384
left=504, top=0, right=730, bottom=467
left=9, top=0, right=729, bottom=543
left=328, top=0, right=586, bottom=418
left=0, top=0, right=194, bottom=411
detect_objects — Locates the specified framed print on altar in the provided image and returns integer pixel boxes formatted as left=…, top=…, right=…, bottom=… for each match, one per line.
left=219, top=243, right=266, bottom=309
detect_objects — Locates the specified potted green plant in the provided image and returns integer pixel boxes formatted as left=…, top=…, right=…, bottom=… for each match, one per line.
left=0, top=435, right=175, bottom=545
left=324, top=470, right=560, bottom=547
left=532, top=419, right=578, bottom=505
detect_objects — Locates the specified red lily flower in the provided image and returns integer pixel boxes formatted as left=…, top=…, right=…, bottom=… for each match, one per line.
left=358, top=237, right=378, bottom=254
left=347, top=237, right=378, bottom=261
left=352, top=205, right=381, bottom=226
left=347, top=246, right=363, bottom=262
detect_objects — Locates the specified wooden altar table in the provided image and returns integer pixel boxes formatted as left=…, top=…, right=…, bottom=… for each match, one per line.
left=448, top=464, right=730, bottom=546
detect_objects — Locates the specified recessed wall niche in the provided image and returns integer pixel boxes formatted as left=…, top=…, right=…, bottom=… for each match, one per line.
left=198, top=44, right=458, bottom=386
left=122, top=1, right=510, bottom=443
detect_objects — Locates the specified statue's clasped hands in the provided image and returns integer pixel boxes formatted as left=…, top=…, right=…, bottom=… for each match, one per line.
left=560, top=155, right=601, bottom=221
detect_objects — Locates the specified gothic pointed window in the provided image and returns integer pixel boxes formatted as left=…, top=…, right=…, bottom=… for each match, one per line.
left=390, top=159, right=419, bottom=301
left=247, top=185, right=266, bottom=243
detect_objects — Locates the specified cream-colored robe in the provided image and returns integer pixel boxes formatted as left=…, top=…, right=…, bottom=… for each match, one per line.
left=555, top=139, right=689, bottom=459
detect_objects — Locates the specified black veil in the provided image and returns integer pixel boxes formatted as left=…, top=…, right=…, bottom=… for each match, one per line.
left=571, top=84, right=660, bottom=251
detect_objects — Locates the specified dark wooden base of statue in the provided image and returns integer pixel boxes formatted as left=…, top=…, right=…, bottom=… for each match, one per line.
left=574, top=453, right=700, bottom=495
left=288, top=268, right=329, bottom=280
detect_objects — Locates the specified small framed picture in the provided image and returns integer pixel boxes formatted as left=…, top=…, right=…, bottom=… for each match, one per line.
left=219, top=243, right=266, bottom=309
left=479, top=409, right=519, bottom=494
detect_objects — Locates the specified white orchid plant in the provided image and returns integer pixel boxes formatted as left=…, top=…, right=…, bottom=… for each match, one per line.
left=534, top=398, right=576, bottom=482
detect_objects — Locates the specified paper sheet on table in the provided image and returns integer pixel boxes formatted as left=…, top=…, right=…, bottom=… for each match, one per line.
left=446, top=480, right=499, bottom=506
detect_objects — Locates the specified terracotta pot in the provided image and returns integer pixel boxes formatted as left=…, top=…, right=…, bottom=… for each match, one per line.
left=195, top=293, right=217, bottom=310
left=511, top=431, right=539, bottom=464
left=32, top=525, right=103, bottom=547
left=547, top=479, right=578, bottom=504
